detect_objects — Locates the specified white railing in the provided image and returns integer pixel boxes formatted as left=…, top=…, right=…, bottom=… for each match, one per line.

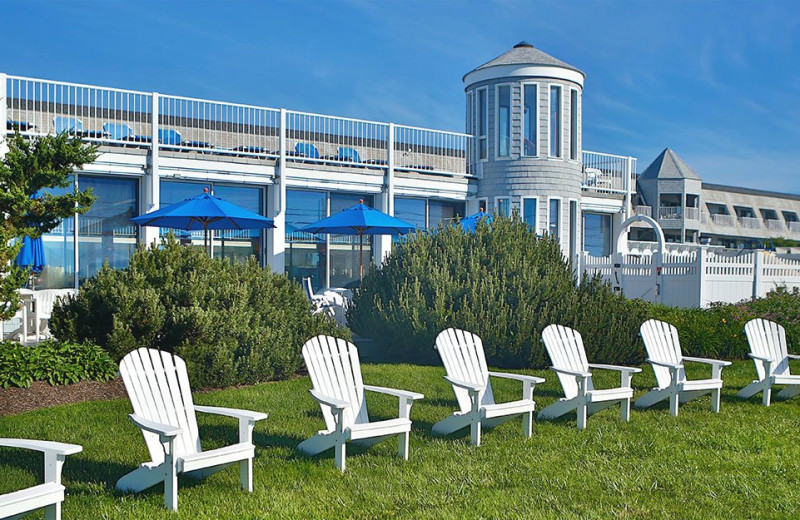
left=159, top=95, right=280, bottom=157
left=581, top=151, right=637, bottom=194
left=710, top=213, right=735, bottom=227
left=684, top=207, right=700, bottom=221
left=765, top=219, right=784, bottom=232
left=789, top=222, right=800, bottom=233
left=6, top=75, right=153, bottom=145
left=659, top=206, right=681, bottom=220
left=739, top=216, right=761, bottom=229
left=394, top=125, right=471, bottom=176
left=634, top=205, right=651, bottom=217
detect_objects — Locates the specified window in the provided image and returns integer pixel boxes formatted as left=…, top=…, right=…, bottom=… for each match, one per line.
left=213, top=185, right=264, bottom=264
left=478, top=198, right=488, bottom=214
left=570, top=89, right=578, bottom=160
left=286, top=190, right=328, bottom=292
left=429, top=200, right=465, bottom=228
left=549, top=85, right=562, bottom=157
left=496, top=197, right=511, bottom=217
left=523, top=84, right=537, bottom=156
left=497, top=85, right=511, bottom=158
left=38, top=178, right=75, bottom=289
left=329, top=193, right=374, bottom=289
left=522, top=197, right=537, bottom=230
left=477, top=88, right=488, bottom=160
left=394, top=197, right=427, bottom=231
left=583, top=212, right=611, bottom=257
left=549, top=198, right=561, bottom=238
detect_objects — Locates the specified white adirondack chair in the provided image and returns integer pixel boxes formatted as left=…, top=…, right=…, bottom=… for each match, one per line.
left=738, top=318, right=800, bottom=406
left=31, top=289, right=74, bottom=341
left=432, top=328, right=545, bottom=446
left=0, top=438, right=82, bottom=520
left=116, top=348, right=268, bottom=511
left=302, top=277, right=335, bottom=319
left=635, top=319, right=731, bottom=416
left=539, top=324, right=641, bottom=430
left=297, top=335, right=424, bottom=472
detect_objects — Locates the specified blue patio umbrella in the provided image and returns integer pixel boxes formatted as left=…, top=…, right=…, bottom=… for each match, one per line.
left=15, top=235, right=46, bottom=273
left=459, top=210, right=494, bottom=232
left=298, top=200, right=415, bottom=280
left=131, top=188, right=275, bottom=255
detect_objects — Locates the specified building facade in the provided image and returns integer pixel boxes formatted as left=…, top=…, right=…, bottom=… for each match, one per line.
left=2, top=43, right=795, bottom=293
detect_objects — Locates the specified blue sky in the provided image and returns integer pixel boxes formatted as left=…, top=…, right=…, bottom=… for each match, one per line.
left=2, top=0, right=799, bottom=192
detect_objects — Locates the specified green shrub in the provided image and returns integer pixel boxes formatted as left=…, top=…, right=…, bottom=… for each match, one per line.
left=347, top=217, right=648, bottom=368
left=50, top=237, right=349, bottom=388
left=0, top=340, right=117, bottom=388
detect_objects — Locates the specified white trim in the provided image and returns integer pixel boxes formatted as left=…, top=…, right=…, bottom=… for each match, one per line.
left=520, top=82, right=539, bottom=158
left=569, top=87, right=580, bottom=162
left=494, top=196, right=511, bottom=217
left=466, top=91, right=473, bottom=135
left=522, top=196, right=539, bottom=231
left=476, top=87, right=489, bottom=162
left=547, top=196, right=562, bottom=239
left=463, top=64, right=585, bottom=89
left=494, top=83, right=513, bottom=160
left=547, top=84, right=563, bottom=159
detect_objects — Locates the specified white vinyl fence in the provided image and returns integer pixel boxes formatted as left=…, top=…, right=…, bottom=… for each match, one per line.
left=580, top=249, right=800, bottom=308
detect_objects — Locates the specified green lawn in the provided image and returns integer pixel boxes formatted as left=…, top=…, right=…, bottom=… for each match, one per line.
left=1, top=360, right=799, bottom=519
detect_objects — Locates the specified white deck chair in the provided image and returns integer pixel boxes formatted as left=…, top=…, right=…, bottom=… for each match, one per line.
left=432, top=328, right=545, bottom=446
left=297, top=335, right=424, bottom=472
left=0, top=438, right=82, bottom=520
left=635, top=319, right=731, bottom=416
left=302, top=277, right=335, bottom=319
left=539, top=324, right=641, bottom=430
left=32, top=289, right=74, bottom=341
left=738, top=318, right=800, bottom=406
left=116, top=348, right=268, bottom=511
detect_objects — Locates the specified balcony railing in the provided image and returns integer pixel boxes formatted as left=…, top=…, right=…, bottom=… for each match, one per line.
left=766, top=219, right=785, bottom=232
left=4, top=74, right=473, bottom=177
left=634, top=205, right=652, bottom=217
left=789, top=222, right=800, bottom=233
left=685, top=207, right=700, bottom=221
left=739, top=216, right=761, bottom=229
left=710, top=213, right=735, bottom=227
left=659, top=206, right=681, bottom=220
left=581, top=151, right=637, bottom=195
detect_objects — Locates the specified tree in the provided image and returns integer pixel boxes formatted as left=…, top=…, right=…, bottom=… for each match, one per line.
left=0, top=131, right=97, bottom=319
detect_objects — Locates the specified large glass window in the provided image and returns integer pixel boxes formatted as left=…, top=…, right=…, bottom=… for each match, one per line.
left=523, top=84, right=537, bottom=156
left=213, top=185, right=264, bottom=264
left=160, top=180, right=210, bottom=248
left=583, top=212, right=611, bottom=257
left=549, top=198, right=560, bottom=239
left=78, top=176, right=138, bottom=283
left=429, top=200, right=465, bottom=228
left=523, top=197, right=537, bottom=230
left=570, top=89, right=579, bottom=160
left=286, top=190, right=327, bottom=292
left=394, top=197, right=427, bottom=231
left=38, top=180, right=75, bottom=289
left=550, top=85, right=562, bottom=158
left=497, top=85, right=511, bottom=158
left=496, top=197, right=511, bottom=217
left=478, top=88, right=488, bottom=160
left=330, top=193, right=373, bottom=289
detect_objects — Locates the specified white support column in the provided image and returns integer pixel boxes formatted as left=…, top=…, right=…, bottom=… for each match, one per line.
left=0, top=73, right=7, bottom=157
left=696, top=247, right=707, bottom=308
left=374, top=124, right=395, bottom=265
left=141, top=92, right=160, bottom=248
left=753, top=250, right=764, bottom=299
left=266, top=108, right=287, bottom=273
left=624, top=156, right=633, bottom=221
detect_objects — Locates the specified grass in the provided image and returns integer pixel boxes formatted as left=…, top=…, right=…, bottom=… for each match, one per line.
left=1, top=360, right=800, bottom=519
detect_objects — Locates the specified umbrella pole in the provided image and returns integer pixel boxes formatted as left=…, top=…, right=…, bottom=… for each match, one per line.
left=359, top=233, right=363, bottom=282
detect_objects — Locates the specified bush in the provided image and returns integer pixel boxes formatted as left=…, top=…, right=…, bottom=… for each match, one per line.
left=0, top=340, right=117, bottom=388
left=50, top=237, right=349, bottom=388
left=347, top=217, right=648, bottom=368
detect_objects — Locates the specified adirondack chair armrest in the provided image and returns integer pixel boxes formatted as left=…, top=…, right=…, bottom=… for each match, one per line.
left=588, top=364, right=640, bottom=388
left=129, top=414, right=182, bottom=442
left=487, top=371, right=546, bottom=385
left=787, top=354, right=800, bottom=360
left=682, top=356, right=732, bottom=367
left=443, top=376, right=485, bottom=393
left=550, top=367, right=592, bottom=379
left=645, top=358, right=683, bottom=370
left=0, top=438, right=82, bottom=486
left=748, top=353, right=772, bottom=362
left=194, top=405, right=268, bottom=423
left=309, top=389, right=349, bottom=411
left=363, top=385, right=424, bottom=401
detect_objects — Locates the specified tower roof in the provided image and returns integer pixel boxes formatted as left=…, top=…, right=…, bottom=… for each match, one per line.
left=639, top=148, right=701, bottom=181
left=463, top=41, right=584, bottom=81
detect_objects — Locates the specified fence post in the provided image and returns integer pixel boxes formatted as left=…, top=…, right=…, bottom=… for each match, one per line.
left=753, top=251, right=764, bottom=299
left=612, top=251, right=624, bottom=296
left=696, top=248, right=706, bottom=308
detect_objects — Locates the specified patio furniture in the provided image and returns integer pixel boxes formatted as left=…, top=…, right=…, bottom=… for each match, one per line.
left=738, top=318, right=800, bottom=406
left=103, top=123, right=151, bottom=143
left=0, top=438, right=82, bottom=520
left=157, top=128, right=182, bottom=147
left=433, top=328, right=544, bottom=446
left=31, top=289, right=74, bottom=342
left=302, top=277, right=335, bottom=319
left=636, top=319, right=730, bottom=416
left=290, top=142, right=320, bottom=159
left=116, top=348, right=268, bottom=510
left=53, top=116, right=105, bottom=138
left=539, top=324, right=641, bottom=430
left=297, top=335, right=424, bottom=472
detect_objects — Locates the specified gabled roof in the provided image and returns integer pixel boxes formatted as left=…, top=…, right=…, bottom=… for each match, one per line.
left=463, top=41, right=583, bottom=81
left=639, top=148, right=701, bottom=181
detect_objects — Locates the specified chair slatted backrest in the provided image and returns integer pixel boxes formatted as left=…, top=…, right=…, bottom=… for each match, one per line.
left=745, top=318, right=790, bottom=379
left=34, top=289, right=74, bottom=320
left=119, top=348, right=201, bottom=465
left=54, top=116, right=82, bottom=134
left=435, top=328, right=495, bottom=413
left=302, top=336, right=368, bottom=432
left=541, top=324, right=593, bottom=399
left=640, top=319, right=685, bottom=389
left=302, top=277, right=315, bottom=301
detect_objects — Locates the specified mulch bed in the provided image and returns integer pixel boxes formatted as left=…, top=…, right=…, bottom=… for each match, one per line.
left=0, top=378, right=128, bottom=417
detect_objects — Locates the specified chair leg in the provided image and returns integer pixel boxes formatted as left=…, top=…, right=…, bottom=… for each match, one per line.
left=470, top=419, right=482, bottom=446
left=240, top=458, right=253, bottom=492
left=398, top=431, right=409, bottom=460
left=164, top=447, right=178, bottom=511
left=669, top=393, right=679, bottom=417
left=44, top=502, right=60, bottom=520
left=577, top=403, right=587, bottom=431
left=522, top=411, right=533, bottom=438
left=763, top=384, right=772, bottom=407
left=620, top=398, right=631, bottom=422
left=711, top=389, right=721, bottom=413
left=335, top=442, right=346, bottom=472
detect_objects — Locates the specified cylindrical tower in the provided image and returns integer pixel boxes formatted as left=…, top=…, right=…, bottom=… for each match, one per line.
left=464, top=41, right=585, bottom=257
